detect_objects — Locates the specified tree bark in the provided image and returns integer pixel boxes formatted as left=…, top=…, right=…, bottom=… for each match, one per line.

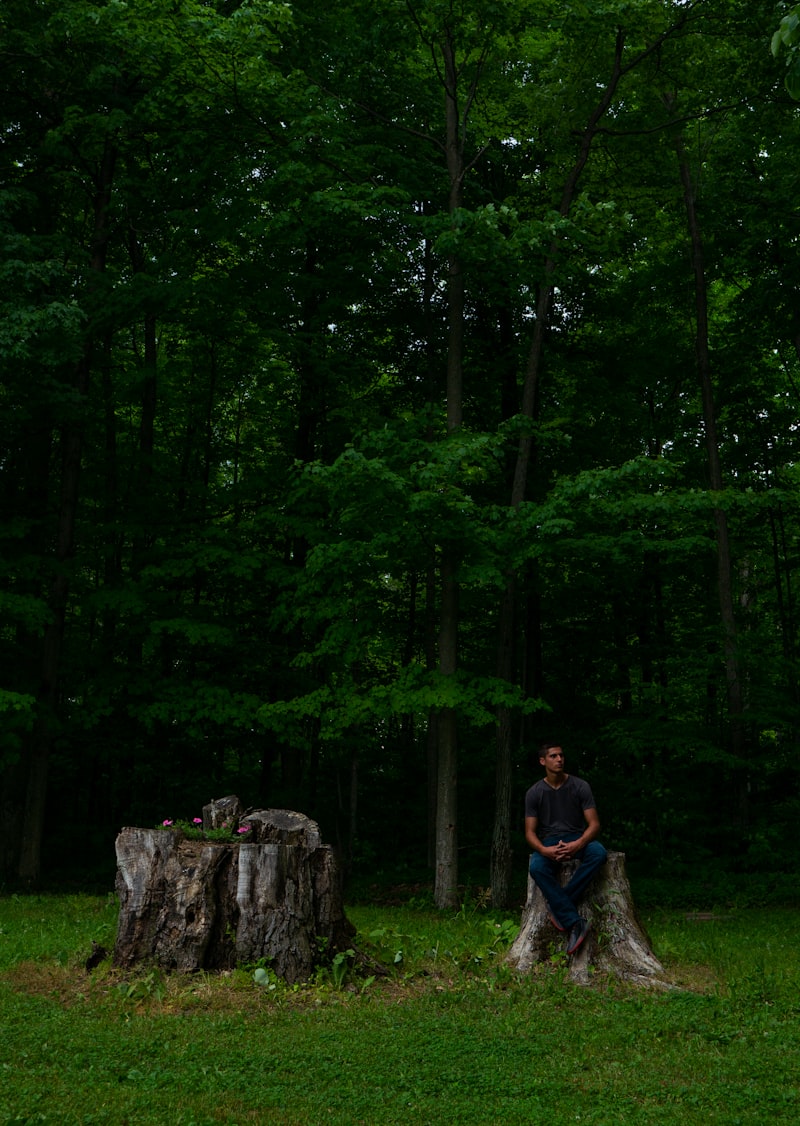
left=505, top=851, right=667, bottom=987
left=113, top=806, right=356, bottom=984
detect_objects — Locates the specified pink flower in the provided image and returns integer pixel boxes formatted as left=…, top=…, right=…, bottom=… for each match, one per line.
left=193, top=818, right=202, bottom=825
left=237, top=826, right=251, bottom=834
left=163, top=819, right=173, bottom=826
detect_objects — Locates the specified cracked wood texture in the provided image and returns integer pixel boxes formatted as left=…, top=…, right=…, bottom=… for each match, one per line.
left=113, top=805, right=354, bottom=983
left=505, top=851, right=668, bottom=987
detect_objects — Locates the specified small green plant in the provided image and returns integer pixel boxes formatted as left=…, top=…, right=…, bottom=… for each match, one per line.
left=454, top=886, right=493, bottom=920
left=547, top=940, right=569, bottom=969
left=484, top=916, right=518, bottom=950
left=488, top=961, right=516, bottom=990
left=253, top=964, right=279, bottom=991
left=115, top=968, right=166, bottom=1003
left=312, top=947, right=357, bottom=990
left=330, top=947, right=355, bottom=989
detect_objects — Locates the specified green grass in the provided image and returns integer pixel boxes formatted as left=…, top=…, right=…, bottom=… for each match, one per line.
left=1, top=893, right=799, bottom=1125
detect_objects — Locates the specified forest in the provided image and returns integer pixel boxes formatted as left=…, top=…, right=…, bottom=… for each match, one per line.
left=2, top=0, right=800, bottom=907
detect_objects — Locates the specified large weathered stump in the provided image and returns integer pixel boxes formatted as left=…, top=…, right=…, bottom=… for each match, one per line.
left=505, top=851, right=668, bottom=987
left=113, top=804, right=355, bottom=984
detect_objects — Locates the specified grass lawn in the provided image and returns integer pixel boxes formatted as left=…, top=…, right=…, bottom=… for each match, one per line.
left=1, top=891, right=798, bottom=1125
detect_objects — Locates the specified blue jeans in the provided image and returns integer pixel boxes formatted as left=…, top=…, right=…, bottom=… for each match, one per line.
left=528, top=835, right=607, bottom=930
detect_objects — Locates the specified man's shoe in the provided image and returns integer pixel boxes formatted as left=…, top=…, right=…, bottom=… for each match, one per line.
left=549, top=913, right=566, bottom=933
left=567, top=917, right=589, bottom=955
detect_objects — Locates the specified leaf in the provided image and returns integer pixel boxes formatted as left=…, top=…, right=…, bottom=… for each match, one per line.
left=0, top=689, right=37, bottom=717
left=778, top=10, right=800, bottom=49
left=786, top=56, right=800, bottom=100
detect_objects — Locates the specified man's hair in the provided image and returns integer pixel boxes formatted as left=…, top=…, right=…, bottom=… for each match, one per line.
left=539, top=741, right=561, bottom=756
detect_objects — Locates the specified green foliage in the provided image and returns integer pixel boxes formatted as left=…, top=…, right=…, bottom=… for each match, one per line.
left=772, top=6, right=800, bottom=98
left=2, top=0, right=800, bottom=888
left=0, top=689, right=36, bottom=772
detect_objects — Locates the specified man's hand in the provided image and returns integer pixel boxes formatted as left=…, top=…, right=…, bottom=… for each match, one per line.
left=553, top=839, right=582, bottom=861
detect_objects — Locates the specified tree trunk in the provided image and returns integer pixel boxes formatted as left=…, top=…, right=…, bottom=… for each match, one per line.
left=435, top=555, right=459, bottom=909
left=505, top=852, right=667, bottom=987
left=425, top=559, right=439, bottom=870
left=675, top=130, right=746, bottom=778
left=490, top=578, right=516, bottom=909
left=113, top=805, right=356, bottom=984
left=491, top=31, right=627, bottom=908
left=17, top=136, right=118, bottom=883
left=489, top=16, right=698, bottom=907
left=433, top=28, right=466, bottom=911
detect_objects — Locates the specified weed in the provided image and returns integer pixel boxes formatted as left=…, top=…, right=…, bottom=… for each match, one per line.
left=546, top=940, right=569, bottom=970
left=114, top=967, right=167, bottom=1004
left=454, top=885, right=492, bottom=918
left=253, top=964, right=279, bottom=991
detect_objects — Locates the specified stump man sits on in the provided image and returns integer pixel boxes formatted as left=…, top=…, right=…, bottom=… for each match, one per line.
left=524, top=742, right=607, bottom=956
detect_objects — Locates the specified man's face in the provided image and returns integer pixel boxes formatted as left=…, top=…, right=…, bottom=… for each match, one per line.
left=540, top=746, right=565, bottom=772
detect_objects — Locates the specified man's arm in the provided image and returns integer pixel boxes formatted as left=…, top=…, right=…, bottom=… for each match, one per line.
left=554, top=807, right=601, bottom=860
left=524, top=815, right=562, bottom=859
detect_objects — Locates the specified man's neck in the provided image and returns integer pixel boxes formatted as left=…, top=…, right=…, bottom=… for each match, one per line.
left=544, top=771, right=568, bottom=789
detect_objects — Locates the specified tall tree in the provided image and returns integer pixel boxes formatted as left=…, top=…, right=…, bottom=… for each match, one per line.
left=0, top=0, right=289, bottom=879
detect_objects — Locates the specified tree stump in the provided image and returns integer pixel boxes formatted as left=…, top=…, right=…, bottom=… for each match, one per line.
left=505, top=851, right=669, bottom=987
left=113, top=803, right=356, bottom=984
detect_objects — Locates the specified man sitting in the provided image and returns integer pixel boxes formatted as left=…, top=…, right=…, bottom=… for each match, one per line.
left=524, top=742, right=607, bottom=955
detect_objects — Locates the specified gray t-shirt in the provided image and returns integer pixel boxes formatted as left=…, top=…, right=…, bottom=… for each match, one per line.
left=524, top=775, right=597, bottom=840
